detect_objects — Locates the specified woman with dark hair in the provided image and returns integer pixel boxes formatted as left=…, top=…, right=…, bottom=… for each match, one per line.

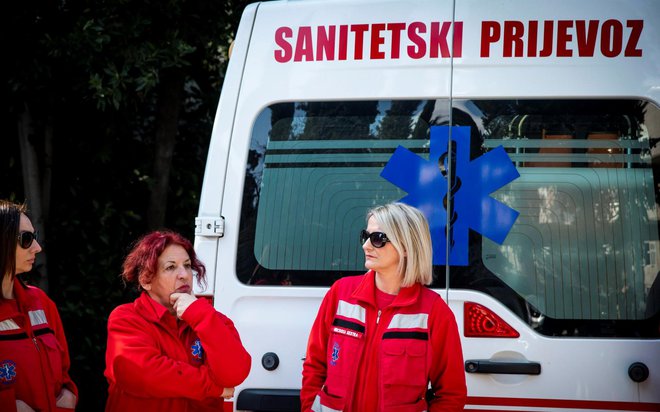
left=104, top=230, right=251, bottom=411
left=0, top=200, right=77, bottom=412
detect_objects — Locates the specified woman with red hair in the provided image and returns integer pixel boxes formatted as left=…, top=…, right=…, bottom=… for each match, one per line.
left=104, top=231, right=251, bottom=411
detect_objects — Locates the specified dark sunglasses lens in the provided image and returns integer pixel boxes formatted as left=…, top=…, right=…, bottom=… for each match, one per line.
left=360, top=230, right=369, bottom=245
left=360, top=230, right=387, bottom=248
left=371, top=233, right=386, bottom=248
left=19, top=232, right=36, bottom=249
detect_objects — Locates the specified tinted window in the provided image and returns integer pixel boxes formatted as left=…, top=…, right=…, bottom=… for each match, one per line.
left=238, top=99, right=660, bottom=337
left=238, top=100, right=439, bottom=286
left=452, top=99, right=660, bottom=337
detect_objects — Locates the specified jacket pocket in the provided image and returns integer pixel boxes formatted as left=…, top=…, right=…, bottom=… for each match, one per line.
left=323, top=330, right=363, bottom=399
left=0, top=388, right=18, bottom=412
left=312, top=387, right=346, bottom=412
left=381, top=339, right=428, bottom=407
left=38, top=332, right=64, bottom=386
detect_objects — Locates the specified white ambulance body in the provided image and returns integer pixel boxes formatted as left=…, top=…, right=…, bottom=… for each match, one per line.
left=194, top=0, right=660, bottom=411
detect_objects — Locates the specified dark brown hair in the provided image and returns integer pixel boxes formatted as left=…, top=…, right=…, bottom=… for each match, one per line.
left=0, top=200, right=27, bottom=281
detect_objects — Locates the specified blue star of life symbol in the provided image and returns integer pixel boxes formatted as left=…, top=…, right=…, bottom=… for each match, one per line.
left=191, top=339, right=203, bottom=359
left=330, top=342, right=340, bottom=366
left=381, top=126, right=520, bottom=266
left=0, top=361, right=17, bottom=384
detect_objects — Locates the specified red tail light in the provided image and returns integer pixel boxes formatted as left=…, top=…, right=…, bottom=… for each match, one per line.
left=464, top=302, right=519, bottom=338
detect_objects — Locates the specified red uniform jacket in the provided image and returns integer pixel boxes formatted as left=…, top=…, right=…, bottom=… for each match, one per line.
left=0, top=278, right=78, bottom=412
left=301, top=272, right=467, bottom=412
left=104, top=292, right=251, bottom=412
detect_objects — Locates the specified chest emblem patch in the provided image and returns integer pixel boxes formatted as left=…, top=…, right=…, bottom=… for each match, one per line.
left=0, top=360, right=17, bottom=385
left=330, top=342, right=340, bottom=366
left=191, top=339, right=204, bottom=361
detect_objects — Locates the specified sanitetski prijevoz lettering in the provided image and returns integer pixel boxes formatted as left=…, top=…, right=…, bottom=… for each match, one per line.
left=274, top=19, right=643, bottom=62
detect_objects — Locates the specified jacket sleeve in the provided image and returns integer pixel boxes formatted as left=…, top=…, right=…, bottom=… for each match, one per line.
left=300, top=286, right=336, bottom=411
left=40, top=291, right=78, bottom=403
left=427, top=298, right=467, bottom=412
left=105, top=304, right=225, bottom=400
left=0, top=390, right=17, bottom=412
left=180, top=298, right=252, bottom=388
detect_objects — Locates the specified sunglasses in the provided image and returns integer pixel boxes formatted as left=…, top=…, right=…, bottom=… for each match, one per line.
left=17, top=231, right=38, bottom=249
left=360, top=230, right=390, bottom=248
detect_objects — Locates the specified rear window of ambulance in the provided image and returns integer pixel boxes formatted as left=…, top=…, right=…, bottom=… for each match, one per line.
left=237, top=99, right=660, bottom=337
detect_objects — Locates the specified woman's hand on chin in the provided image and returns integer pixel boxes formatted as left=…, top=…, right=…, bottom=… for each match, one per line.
left=170, top=292, right=197, bottom=319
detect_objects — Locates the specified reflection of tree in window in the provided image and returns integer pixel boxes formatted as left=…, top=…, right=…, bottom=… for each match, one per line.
left=269, top=103, right=295, bottom=141
left=375, top=101, right=422, bottom=139
left=413, top=101, right=437, bottom=139
left=537, top=186, right=576, bottom=225
left=298, top=101, right=378, bottom=140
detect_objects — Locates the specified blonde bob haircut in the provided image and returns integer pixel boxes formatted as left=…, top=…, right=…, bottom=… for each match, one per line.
left=366, top=202, right=433, bottom=287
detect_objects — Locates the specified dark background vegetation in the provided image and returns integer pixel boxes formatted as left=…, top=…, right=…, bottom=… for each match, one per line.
left=3, top=0, right=251, bottom=409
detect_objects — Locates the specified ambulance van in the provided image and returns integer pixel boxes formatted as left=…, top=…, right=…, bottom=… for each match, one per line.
left=194, top=0, right=660, bottom=410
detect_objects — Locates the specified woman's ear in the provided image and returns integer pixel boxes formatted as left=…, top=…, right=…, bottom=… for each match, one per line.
left=138, top=273, right=152, bottom=291
left=140, top=282, right=152, bottom=291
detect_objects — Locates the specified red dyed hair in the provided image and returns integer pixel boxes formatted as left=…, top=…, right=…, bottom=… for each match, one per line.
left=121, top=231, right=206, bottom=290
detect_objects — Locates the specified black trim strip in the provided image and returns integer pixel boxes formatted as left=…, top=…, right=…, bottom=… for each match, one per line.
left=0, top=328, right=53, bottom=341
left=266, top=147, right=428, bottom=155
left=0, top=332, right=29, bottom=341
left=266, top=161, right=651, bottom=169
left=382, top=331, right=428, bottom=340
left=34, top=328, right=54, bottom=337
left=332, top=318, right=365, bottom=333
left=516, top=162, right=650, bottom=169
left=237, top=388, right=300, bottom=412
left=266, top=161, right=389, bottom=168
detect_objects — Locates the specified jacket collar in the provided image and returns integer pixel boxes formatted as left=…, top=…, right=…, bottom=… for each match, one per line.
left=352, top=270, right=421, bottom=309
left=134, top=291, right=174, bottom=324
left=11, top=277, right=28, bottom=301
left=0, top=278, right=40, bottom=319
left=11, top=277, right=37, bottom=310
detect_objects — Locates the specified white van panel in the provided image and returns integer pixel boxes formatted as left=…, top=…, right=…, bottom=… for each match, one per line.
left=453, top=0, right=660, bottom=100
left=240, top=0, right=455, bottom=102
left=221, top=292, right=324, bottom=391
left=450, top=290, right=659, bottom=409
left=195, top=0, right=660, bottom=411
left=195, top=3, right=259, bottom=294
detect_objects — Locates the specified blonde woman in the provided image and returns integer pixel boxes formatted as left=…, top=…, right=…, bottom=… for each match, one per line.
left=301, top=202, right=466, bottom=411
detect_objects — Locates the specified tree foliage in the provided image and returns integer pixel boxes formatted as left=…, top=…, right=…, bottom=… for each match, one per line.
left=4, top=0, right=250, bottom=409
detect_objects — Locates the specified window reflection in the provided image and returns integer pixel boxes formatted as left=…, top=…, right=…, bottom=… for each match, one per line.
left=239, top=99, right=660, bottom=336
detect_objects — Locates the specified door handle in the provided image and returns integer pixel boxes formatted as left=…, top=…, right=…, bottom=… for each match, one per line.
left=465, top=359, right=541, bottom=375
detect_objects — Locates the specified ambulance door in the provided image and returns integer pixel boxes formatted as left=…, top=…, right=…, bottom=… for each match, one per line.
left=206, top=1, right=457, bottom=411
left=448, top=0, right=660, bottom=410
